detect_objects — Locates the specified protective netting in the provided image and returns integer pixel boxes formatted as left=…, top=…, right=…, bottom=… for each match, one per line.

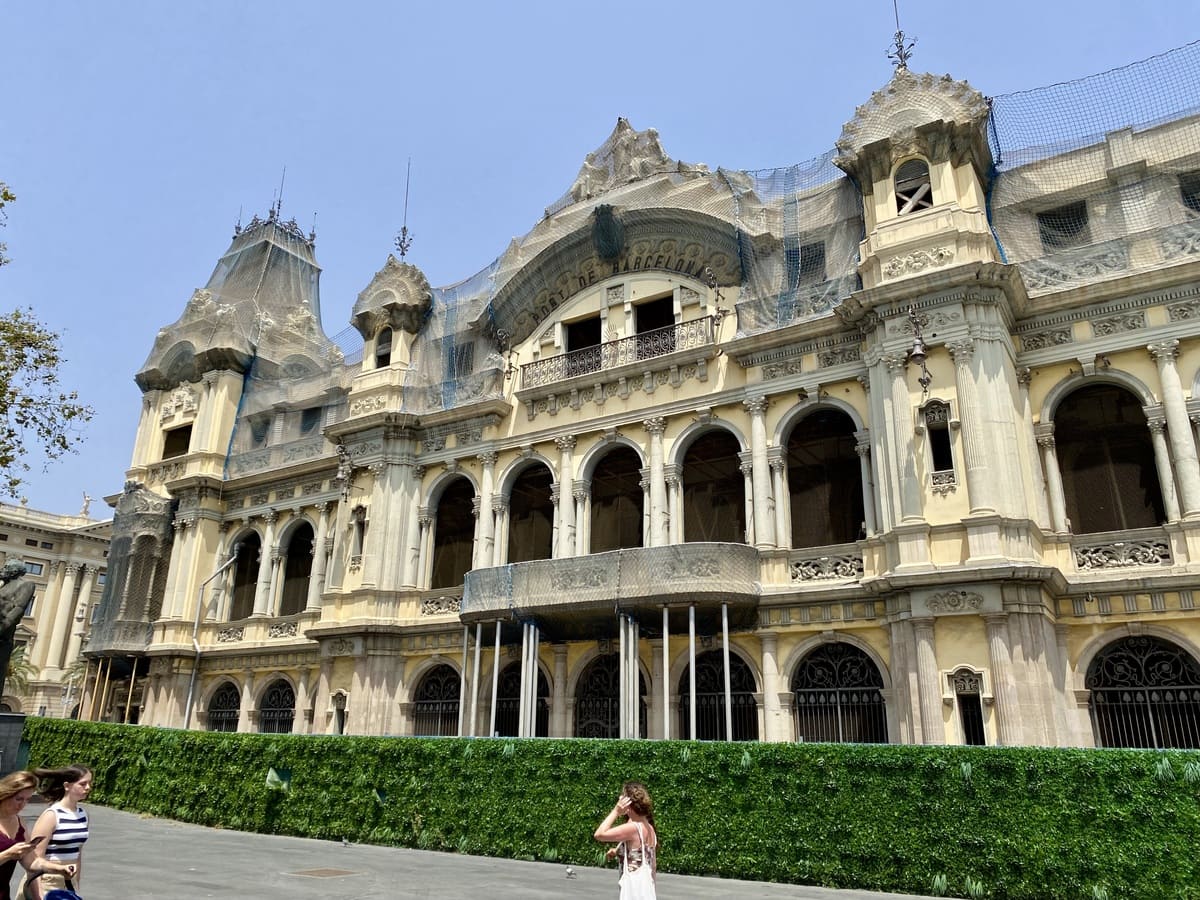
left=988, top=41, right=1200, bottom=293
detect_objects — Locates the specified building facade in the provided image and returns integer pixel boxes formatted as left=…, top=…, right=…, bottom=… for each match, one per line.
left=85, top=48, right=1200, bottom=747
left=0, top=500, right=110, bottom=718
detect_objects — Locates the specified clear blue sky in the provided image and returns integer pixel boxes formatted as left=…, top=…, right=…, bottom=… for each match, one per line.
left=3, top=0, right=1194, bottom=517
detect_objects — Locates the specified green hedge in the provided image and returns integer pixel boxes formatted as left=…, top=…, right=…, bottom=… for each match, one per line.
left=23, top=717, right=1200, bottom=899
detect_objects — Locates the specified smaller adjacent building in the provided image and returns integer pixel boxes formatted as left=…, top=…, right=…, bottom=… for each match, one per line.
left=0, top=500, right=111, bottom=718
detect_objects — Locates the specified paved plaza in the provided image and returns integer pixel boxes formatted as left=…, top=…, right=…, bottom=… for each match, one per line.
left=16, top=802, right=940, bottom=899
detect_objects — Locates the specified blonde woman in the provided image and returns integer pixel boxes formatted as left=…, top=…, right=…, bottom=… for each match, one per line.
left=593, top=781, right=657, bottom=899
left=19, top=765, right=91, bottom=900
left=0, top=771, right=75, bottom=900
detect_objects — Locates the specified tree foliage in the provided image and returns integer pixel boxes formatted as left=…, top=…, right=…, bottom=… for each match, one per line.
left=0, top=308, right=94, bottom=496
left=0, top=182, right=14, bottom=268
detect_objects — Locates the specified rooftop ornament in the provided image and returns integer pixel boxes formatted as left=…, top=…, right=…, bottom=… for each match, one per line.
left=887, top=0, right=916, bottom=70
left=394, top=157, right=414, bottom=259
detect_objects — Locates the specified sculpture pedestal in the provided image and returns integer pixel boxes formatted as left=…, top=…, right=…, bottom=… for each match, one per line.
left=0, top=712, right=27, bottom=774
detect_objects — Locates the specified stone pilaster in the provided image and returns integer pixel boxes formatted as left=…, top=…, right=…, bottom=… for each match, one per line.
left=1149, top=341, right=1200, bottom=517
left=744, top=397, right=777, bottom=549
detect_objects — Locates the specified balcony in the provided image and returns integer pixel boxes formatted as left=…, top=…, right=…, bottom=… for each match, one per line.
left=515, top=317, right=720, bottom=420
left=462, top=542, right=760, bottom=640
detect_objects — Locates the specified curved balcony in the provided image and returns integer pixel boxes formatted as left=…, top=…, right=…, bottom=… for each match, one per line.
left=463, top=542, right=760, bottom=640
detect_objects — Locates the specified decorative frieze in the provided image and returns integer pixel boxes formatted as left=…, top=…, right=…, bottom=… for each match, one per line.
left=1090, top=311, right=1146, bottom=337
left=882, top=247, right=955, bottom=279
left=1020, top=328, right=1073, bottom=352
left=420, top=595, right=463, bottom=616
left=788, top=553, right=864, bottom=582
left=1074, top=538, right=1171, bottom=569
left=216, top=626, right=245, bottom=643
left=268, top=622, right=299, bottom=638
left=762, top=358, right=803, bottom=380
left=1166, top=296, right=1200, bottom=321
left=817, top=344, right=862, bottom=368
left=927, top=590, right=983, bottom=613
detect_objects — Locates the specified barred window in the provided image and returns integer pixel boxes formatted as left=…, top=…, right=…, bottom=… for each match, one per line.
left=791, top=642, right=887, bottom=743
left=207, top=682, right=240, bottom=733
left=1037, top=201, right=1090, bottom=251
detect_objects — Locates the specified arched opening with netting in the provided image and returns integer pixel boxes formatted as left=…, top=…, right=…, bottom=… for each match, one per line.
left=278, top=522, right=313, bottom=616
left=590, top=446, right=644, bottom=553
left=678, top=650, right=758, bottom=741
left=508, top=464, right=554, bottom=564
left=206, top=681, right=240, bottom=732
left=682, top=431, right=745, bottom=543
left=790, top=642, right=888, bottom=743
left=1087, top=635, right=1200, bottom=749
left=574, top=653, right=646, bottom=738
left=430, top=477, right=476, bottom=589
left=1054, top=384, right=1166, bottom=533
left=493, top=661, right=549, bottom=737
left=412, top=664, right=461, bottom=736
left=787, top=408, right=864, bottom=547
left=229, top=531, right=261, bottom=621
left=258, top=679, right=295, bottom=734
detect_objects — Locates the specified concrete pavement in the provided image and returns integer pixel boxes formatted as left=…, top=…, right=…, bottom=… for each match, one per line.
left=16, top=802, right=940, bottom=899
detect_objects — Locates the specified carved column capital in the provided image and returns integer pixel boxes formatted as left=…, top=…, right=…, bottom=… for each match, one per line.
left=413, top=464, right=427, bottom=480
left=1016, top=367, right=1033, bottom=388
left=856, top=374, right=871, bottom=394
left=882, top=354, right=908, bottom=376
left=743, top=396, right=769, bottom=417
left=739, top=461, right=754, bottom=477
left=1147, top=417, right=1168, bottom=436
left=1148, top=339, right=1181, bottom=365
left=554, top=435, right=576, bottom=453
left=1036, top=434, right=1056, bottom=450
left=262, top=509, right=278, bottom=525
left=947, top=339, right=975, bottom=364
left=643, top=417, right=666, bottom=436
left=477, top=451, right=498, bottom=468
left=492, top=499, right=509, bottom=515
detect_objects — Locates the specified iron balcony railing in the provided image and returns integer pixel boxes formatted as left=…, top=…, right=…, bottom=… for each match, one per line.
left=519, top=316, right=717, bottom=390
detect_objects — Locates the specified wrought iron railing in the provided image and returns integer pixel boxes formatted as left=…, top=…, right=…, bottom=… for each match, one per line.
left=520, top=317, right=716, bottom=390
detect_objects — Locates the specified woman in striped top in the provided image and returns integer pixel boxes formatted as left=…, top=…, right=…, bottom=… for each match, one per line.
left=19, top=765, right=91, bottom=900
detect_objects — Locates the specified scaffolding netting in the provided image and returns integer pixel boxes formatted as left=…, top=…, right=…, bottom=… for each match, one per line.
left=988, top=40, right=1200, bottom=293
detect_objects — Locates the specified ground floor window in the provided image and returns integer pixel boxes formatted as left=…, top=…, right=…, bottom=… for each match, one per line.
left=574, top=653, right=646, bottom=738
left=790, top=642, right=887, bottom=743
left=678, top=650, right=758, bottom=741
left=495, top=662, right=549, bottom=737
left=259, top=679, right=295, bottom=734
left=1087, top=635, right=1200, bottom=749
left=413, top=664, right=460, bottom=736
left=207, top=682, right=240, bottom=732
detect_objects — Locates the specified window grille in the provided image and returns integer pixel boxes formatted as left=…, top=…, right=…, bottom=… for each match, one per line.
left=207, top=682, right=240, bottom=732
left=258, top=680, right=295, bottom=734
left=494, top=663, right=549, bottom=737
left=791, top=642, right=887, bottom=743
left=412, top=664, right=460, bottom=736
left=953, top=669, right=987, bottom=746
left=1087, top=636, right=1200, bottom=749
left=575, top=653, right=646, bottom=739
left=679, top=650, right=759, bottom=741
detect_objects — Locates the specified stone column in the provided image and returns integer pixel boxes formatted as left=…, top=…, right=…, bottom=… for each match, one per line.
left=884, top=354, right=924, bottom=522
left=769, top=451, right=790, bottom=548
left=639, top=470, right=651, bottom=547
left=556, top=436, right=576, bottom=557
left=401, top=466, right=424, bottom=586
left=252, top=511, right=277, bottom=616
left=744, top=397, right=777, bottom=549
left=491, top=501, right=510, bottom=566
left=63, top=565, right=97, bottom=669
left=1148, top=416, right=1183, bottom=522
left=911, top=618, right=944, bottom=744
left=948, top=340, right=995, bottom=514
left=552, top=644, right=568, bottom=738
left=854, top=431, right=878, bottom=537
left=475, top=452, right=497, bottom=568
left=760, top=632, right=784, bottom=742
left=1035, top=427, right=1070, bottom=533
left=573, top=484, right=590, bottom=555
left=644, top=418, right=668, bottom=546
left=361, top=463, right=391, bottom=587
left=549, top=485, right=561, bottom=557
left=1016, top=369, right=1053, bottom=530
left=42, top=563, right=79, bottom=672
left=266, top=547, right=284, bottom=617
left=417, top=511, right=433, bottom=589
left=306, top=502, right=330, bottom=611
left=739, top=458, right=755, bottom=545
left=1149, top=340, right=1200, bottom=517
left=983, top=614, right=1020, bottom=745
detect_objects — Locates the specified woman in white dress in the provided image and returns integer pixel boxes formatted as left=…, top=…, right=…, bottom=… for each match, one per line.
left=593, top=781, right=657, bottom=900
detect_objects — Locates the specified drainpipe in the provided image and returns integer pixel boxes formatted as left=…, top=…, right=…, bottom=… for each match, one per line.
left=182, top=545, right=242, bottom=730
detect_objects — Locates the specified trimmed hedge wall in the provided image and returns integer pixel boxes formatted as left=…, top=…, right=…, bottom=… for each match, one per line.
left=23, top=717, right=1200, bottom=899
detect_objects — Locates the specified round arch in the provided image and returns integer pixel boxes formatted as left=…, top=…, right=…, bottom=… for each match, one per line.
left=773, top=397, right=866, bottom=448
left=577, top=435, right=647, bottom=482
left=1041, top=369, right=1157, bottom=423
left=668, top=420, right=748, bottom=468
left=675, top=647, right=760, bottom=741
left=425, top=469, right=480, bottom=509
left=256, top=675, right=297, bottom=734
left=496, top=454, right=557, bottom=498
left=781, top=632, right=893, bottom=690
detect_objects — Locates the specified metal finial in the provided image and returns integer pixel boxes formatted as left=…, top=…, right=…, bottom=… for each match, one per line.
left=394, top=157, right=414, bottom=259
left=887, top=0, right=916, bottom=69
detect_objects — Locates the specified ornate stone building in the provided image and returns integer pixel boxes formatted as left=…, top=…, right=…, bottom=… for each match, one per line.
left=0, top=500, right=110, bottom=718
left=86, top=47, right=1200, bottom=747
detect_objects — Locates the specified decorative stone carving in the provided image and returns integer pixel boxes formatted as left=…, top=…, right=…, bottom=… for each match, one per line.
left=551, top=566, right=611, bottom=591
left=350, top=255, right=433, bottom=338
left=927, top=590, right=983, bottom=612
left=1020, top=328, right=1073, bottom=351
left=350, top=394, right=389, bottom=416
left=1091, top=311, right=1146, bottom=337
left=216, top=626, right=245, bottom=643
left=763, top=359, right=803, bottom=380
left=420, top=595, right=462, bottom=616
left=268, top=622, right=298, bottom=638
left=160, top=385, right=198, bottom=421
left=1166, top=297, right=1200, bottom=322
left=788, top=554, right=864, bottom=582
left=328, top=637, right=356, bottom=656
left=882, top=247, right=955, bottom=278
left=1021, top=243, right=1128, bottom=292
left=931, top=471, right=957, bottom=495
left=1074, top=539, right=1171, bottom=569
left=566, top=117, right=708, bottom=203
left=817, top=345, right=862, bottom=368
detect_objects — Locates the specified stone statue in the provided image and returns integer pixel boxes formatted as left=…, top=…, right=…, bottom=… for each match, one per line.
left=80, top=492, right=93, bottom=517
left=0, top=561, right=34, bottom=700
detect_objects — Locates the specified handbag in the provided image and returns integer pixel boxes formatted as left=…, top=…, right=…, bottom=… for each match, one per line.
left=44, top=879, right=83, bottom=900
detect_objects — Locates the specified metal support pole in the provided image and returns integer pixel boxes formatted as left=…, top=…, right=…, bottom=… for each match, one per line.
left=489, top=622, right=501, bottom=737
left=471, top=622, right=483, bottom=737
left=458, top=625, right=470, bottom=737
left=123, top=657, right=138, bottom=724
left=661, top=606, right=670, bottom=740
left=722, top=602, right=733, bottom=741
left=688, top=605, right=697, bottom=740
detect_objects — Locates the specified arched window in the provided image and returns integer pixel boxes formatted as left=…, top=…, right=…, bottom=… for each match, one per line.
left=678, top=650, right=758, bottom=741
left=895, top=158, right=933, bottom=214
left=206, top=682, right=241, bottom=732
left=682, top=432, right=745, bottom=543
left=375, top=326, right=393, bottom=368
left=494, top=662, right=549, bottom=737
left=1087, top=635, right=1200, bottom=748
left=430, top=478, right=475, bottom=589
left=278, top=522, right=314, bottom=617
left=258, top=679, right=295, bottom=734
left=787, top=409, right=864, bottom=547
left=790, top=643, right=887, bottom=743
left=229, top=532, right=261, bottom=620
left=508, top=465, right=554, bottom=564
left=590, top=447, right=644, bottom=553
left=574, top=653, right=646, bottom=738
left=1055, top=384, right=1165, bottom=533
left=412, top=664, right=461, bottom=736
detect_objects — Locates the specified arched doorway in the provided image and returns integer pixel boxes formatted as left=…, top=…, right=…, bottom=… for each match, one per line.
left=790, top=642, right=887, bottom=743
left=431, top=478, right=476, bottom=589
left=1055, top=384, right=1166, bottom=533
left=1087, top=635, right=1200, bottom=748
left=278, top=522, right=314, bottom=616
left=508, top=465, right=554, bottom=563
left=682, top=431, right=746, bottom=543
left=258, top=679, right=295, bottom=734
left=494, top=662, right=549, bottom=737
left=787, top=409, right=864, bottom=547
left=230, top=532, right=261, bottom=620
left=574, top=654, right=646, bottom=738
left=590, top=447, right=644, bottom=553
left=678, top=650, right=758, bottom=741
left=206, top=681, right=240, bottom=732
left=412, top=664, right=461, bottom=736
